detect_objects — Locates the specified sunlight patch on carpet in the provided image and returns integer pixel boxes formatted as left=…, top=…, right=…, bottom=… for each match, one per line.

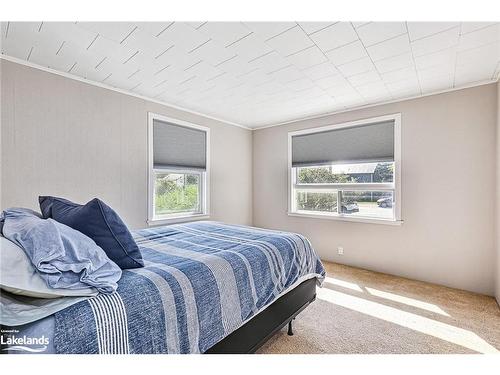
left=317, top=288, right=497, bottom=354
left=323, top=277, right=363, bottom=292
left=364, top=287, right=450, bottom=316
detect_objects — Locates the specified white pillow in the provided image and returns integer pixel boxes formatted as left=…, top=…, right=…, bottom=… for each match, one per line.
left=0, top=236, right=98, bottom=298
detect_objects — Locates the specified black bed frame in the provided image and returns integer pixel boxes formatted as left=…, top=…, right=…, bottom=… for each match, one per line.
left=206, top=278, right=317, bottom=354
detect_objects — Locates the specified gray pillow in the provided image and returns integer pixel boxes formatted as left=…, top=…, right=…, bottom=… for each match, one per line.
left=0, top=236, right=98, bottom=298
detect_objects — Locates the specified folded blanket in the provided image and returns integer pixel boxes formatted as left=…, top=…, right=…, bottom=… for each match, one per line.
left=1, top=208, right=122, bottom=294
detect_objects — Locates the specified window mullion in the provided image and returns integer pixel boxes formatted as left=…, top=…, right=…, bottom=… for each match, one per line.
left=337, top=190, right=342, bottom=215
left=294, top=183, right=394, bottom=190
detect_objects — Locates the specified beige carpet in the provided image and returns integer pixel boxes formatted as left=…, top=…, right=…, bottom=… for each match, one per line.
left=257, top=262, right=500, bottom=354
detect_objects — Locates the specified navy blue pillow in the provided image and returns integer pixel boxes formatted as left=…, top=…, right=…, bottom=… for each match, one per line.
left=39, top=196, right=143, bottom=269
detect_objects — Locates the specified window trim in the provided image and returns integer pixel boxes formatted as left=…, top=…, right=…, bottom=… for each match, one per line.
left=147, top=112, right=210, bottom=225
left=287, top=113, right=402, bottom=225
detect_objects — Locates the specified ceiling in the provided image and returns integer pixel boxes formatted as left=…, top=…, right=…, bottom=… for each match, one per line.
left=1, top=21, right=499, bottom=129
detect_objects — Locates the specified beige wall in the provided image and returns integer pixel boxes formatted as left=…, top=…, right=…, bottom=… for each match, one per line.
left=0, top=60, right=253, bottom=229
left=0, top=60, right=2, bottom=212
left=253, top=84, right=498, bottom=295
left=496, top=81, right=500, bottom=304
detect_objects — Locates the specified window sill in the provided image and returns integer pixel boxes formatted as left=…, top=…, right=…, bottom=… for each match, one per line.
left=287, top=211, right=403, bottom=226
left=147, top=214, right=210, bottom=226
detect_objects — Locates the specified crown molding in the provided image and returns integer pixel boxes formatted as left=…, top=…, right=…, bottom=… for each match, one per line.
left=0, top=54, right=252, bottom=131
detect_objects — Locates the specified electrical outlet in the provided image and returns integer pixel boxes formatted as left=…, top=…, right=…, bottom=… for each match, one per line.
left=337, top=246, right=344, bottom=255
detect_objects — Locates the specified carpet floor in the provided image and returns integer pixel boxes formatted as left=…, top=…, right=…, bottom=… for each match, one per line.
left=257, top=262, right=500, bottom=354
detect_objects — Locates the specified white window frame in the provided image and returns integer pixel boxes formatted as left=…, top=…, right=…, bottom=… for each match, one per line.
left=147, top=112, right=210, bottom=225
left=287, top=113, right=402, bottom=225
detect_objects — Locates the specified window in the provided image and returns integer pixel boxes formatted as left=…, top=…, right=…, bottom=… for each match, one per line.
left=288, top=114, right=401, bottom=224
left=148, top=113, right=209, bottom=224
left=154, top=171, right=202, bottom=216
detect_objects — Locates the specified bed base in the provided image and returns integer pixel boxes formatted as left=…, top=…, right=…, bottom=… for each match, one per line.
left=206, top=278, right=317, bottom=354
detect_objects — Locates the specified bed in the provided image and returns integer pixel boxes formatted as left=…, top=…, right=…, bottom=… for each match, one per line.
left=1, top=221, right=325, bottom=354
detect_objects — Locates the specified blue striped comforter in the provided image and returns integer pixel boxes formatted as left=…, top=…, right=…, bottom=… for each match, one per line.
left=53, top=221, right=325, bottom=354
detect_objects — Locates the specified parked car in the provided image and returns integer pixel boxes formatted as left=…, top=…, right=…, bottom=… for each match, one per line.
left=341, top=202, right=359, bottom=213
left=377, top=197, right=393, bottom=208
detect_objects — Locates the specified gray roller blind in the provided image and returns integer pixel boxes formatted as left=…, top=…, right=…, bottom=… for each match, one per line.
left=292, top=120, right=395, bottom=167
left=153, top=119, right=207, bottom=170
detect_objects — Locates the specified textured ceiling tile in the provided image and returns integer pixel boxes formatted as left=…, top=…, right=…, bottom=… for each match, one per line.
left=285, top=46, right=327, bottom=69
left=337, top=56, right=374, bottom=76
left=386, top=79, right=420, bottom=94
left=3, top=21, right=499, bottom=128
left=411, top=27, right=460, bottom=57
left=457, top=24, right=500, bottom=51
left=87, top=35, right=138, bottom=63
left=42, top=22, right=96, bottom=49
left=153, top=45, right=202, bottom=71
left=226, top=32, right=273, bottom=60
left=460, top=22, right=498, bottom=35
left=352, top=22, right=371, bottom=28
left=183, top=61, right=222, bottom=80
left=455, top=62, right=497, bottom=85
left=298, top=22, right=337, bottom=35
left=407, top=22, right=459, bottom=41
left=302, top=62, right=338, bottom=81
left=374, top=52, right=414, bottom=73
left=381, top=66, right=418, bottom=84
left=456, top=42, right=500, bottom=69
left=268, top=65, right=304, bottom=84
left=310, top=22, right=358, bottom=52
left=325, top=83, right=359, bottom=98
left=11, top=21, right=43, bottom=35
left=420, top=75, right=454, bottom=93
left=135, top=22, right=174, bottom=37
left=121, top=28, right=171, bottom=59
left=326, top=40, right=368, bottom=66
left=366, top=34, right=411, bottom=62
left=198, top=22, right=251, bottom=47
left=157, top=22, right=210, bottom=52
left=1, top=22, right=41, bottom=58
left=77, top=22, right=136, bottom=43
left=185, top=22, right=206, bottom=30
left=188, top=40, right=236, bottom=66
left=266, top=26, right=314, bottom=57
left=417, top=64, right=454, bottom=81
left=348, top=69, right=382, bottom=87
left=215, top=55, right=256, bottom=76
left=356, top=81, right=391, bottom=99
left=248, top=51, right=290, bottom=74
left=244, top=22, right=296, bottom=40
left=356, top=22, right=406, bottom=46
left=414, top=48, right=456, bottom=70
left=314, top=73, right=350, bottom=90
left=285, top=77, right=316, bottom=91
left=28, top=39, right=74, bottom=71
